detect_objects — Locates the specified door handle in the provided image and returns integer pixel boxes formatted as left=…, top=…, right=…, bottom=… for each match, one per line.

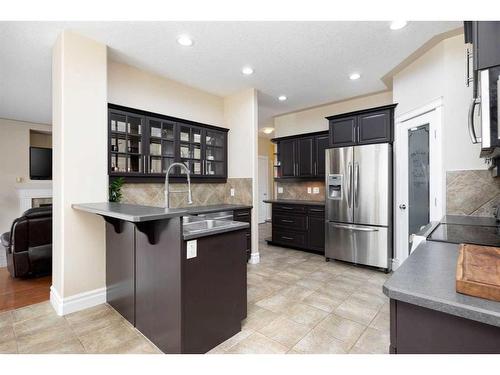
left=354, top=162, right=359, bottom=208
left=281, top=236, right=294, bottom=240
left=281, top=219, right=294, bottom=223
left=399, top=204, right=407, bottom=210
left=468, top=97, right=481, bottom=144
left=347, top=162, right=352, bottom=208
left=330, top=223, right=379, bottom=232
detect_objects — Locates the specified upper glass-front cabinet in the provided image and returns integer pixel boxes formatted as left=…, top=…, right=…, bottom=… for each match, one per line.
left=108, top=106, right=228, bottom=182
left=109, top=111, right=144, bottom=175
left=204, top=130, right=226, bottom=177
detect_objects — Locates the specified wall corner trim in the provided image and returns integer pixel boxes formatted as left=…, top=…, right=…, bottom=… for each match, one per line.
left=50, top=285, right=106, bottom=316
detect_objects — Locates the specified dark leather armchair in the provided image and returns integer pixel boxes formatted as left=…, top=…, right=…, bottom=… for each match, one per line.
left=1, top=206, right=52, bottom=278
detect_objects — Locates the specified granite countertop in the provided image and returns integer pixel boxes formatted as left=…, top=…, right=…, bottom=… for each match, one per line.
left=441, top=214, right=499, bottom=227
left=263, top=199, right=325, bottom=206
left=72, top=202, right=252, bottom=223
left=383, top=240, right=500, bottom=327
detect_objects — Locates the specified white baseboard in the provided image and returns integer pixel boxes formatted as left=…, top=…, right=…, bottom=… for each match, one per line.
left=50, top=285, right=106, bottom=316
left=249, top=252, right=260, bottom=264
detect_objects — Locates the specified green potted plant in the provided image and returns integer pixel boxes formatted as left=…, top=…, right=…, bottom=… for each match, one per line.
left=109, top=177, right=125, bottom=202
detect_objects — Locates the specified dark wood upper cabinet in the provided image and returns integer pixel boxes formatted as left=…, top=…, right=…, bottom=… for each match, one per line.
left=279, top=139, right=297, bottom=177
left=272, top=131, right=329, bottom=180
left=329, top=116, right=357, bottom=147
left=357, top=110, right=392, bottom=145
left=297, top=137, right=314, bottom=177
left=314, top=134, right=330, bottom=178
left=467, top=21, right=500, bottom=71
left=327, top=104, right=397, bottom=147
left=108, top=104, right=228, bottom=182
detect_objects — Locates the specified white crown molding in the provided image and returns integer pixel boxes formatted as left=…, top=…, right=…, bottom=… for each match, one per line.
left=50, top=285, right=106, bottom=316
left=395, top=97, right=444, bottom=124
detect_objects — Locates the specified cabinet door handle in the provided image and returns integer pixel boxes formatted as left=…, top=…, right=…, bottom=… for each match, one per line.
left=309, top=208, right=324, bottom=212
left=281, top=236, right=294, bottom=240
left=279, top=206, right=293, bottom=210
left=465, top=46, right=473, bottom=87
left=468, top=97, right=481, bottom=144
left=281, top=219, right=294, bottom=223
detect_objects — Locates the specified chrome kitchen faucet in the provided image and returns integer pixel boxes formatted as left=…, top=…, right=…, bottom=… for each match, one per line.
left=164, top=162, right=193, bottom=208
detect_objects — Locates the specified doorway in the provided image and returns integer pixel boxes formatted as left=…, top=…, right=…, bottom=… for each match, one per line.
left=258, top=156, right=270, bottom=224
left=394, top=100, right=443, bottom=269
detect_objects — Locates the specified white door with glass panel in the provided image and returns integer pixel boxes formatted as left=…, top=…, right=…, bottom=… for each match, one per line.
left=395, top=107, right=443, bottom=268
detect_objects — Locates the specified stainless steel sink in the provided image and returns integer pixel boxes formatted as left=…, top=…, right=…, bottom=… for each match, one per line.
left=182, top=215, right=205, bottom=224
left=184, top=219, right=233, bottom=233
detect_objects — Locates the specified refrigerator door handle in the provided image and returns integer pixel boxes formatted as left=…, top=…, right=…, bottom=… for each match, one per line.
left=353, top=162, right=359, bottom=208
left=347, top=162, right=352, bottom=208
left=330, top=223, right=379, bottom=232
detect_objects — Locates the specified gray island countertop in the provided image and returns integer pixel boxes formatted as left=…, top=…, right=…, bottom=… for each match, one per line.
left=72, top=202, right=252, bottom=223
left=383, top=240, right=500, bottom=327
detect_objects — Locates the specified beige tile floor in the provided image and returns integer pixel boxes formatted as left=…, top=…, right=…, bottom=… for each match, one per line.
left=0, top=301, right=161, bottom=354
left=208, top=223, right=391, bottom=354
left=0, top=223, right=390, bottom=354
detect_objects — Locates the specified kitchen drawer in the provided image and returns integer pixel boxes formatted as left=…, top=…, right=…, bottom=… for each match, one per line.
left=272, top=229, right=307, bottom=247
left=273, top=204, right=306, bottom=214
left=273, top=213, right=307, bottom=230
left=307, top=206, right=325, bottom=217
left=233, top=209, right=251, bottom=223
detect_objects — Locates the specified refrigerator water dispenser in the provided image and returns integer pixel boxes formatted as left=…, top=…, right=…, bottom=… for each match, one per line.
left=327, top=174, right=342, bottom=200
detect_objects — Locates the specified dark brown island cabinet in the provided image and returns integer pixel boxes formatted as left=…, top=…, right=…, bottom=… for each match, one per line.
left=76, top=203, right=249, bottom=354
left=265, top=201, right=325, bottom=253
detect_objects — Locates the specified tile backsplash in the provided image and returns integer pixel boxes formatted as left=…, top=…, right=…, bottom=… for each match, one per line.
left=120, top=178, right=252, bottom=208
left=275, top=181, right=325, bottom=201
left=446, top=170, right=500, bottom=217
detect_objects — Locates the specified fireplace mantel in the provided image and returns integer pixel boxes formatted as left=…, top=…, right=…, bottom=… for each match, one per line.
left=15, top=181, right=53, bottom=214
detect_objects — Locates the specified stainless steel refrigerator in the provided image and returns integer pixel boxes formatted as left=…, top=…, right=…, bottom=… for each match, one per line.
left=325, top=143, right=392, bottom=271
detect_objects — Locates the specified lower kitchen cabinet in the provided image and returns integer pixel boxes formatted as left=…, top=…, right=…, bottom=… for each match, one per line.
left=267, top=202, right=325, bottom=253
left=308, top=215, right=326, bottom=252
left=233, top=208, right=252, bottom=261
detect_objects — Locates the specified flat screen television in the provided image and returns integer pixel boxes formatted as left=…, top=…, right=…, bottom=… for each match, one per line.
left=30, top=147, right=52, bottom=180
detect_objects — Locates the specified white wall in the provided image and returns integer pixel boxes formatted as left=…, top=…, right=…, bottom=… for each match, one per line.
left=393, top=34, right=485, bottom=172
left=274, top=91, right=393, bottom=138
left=52, top=31, right=108, bottom=304
left=224, top=89, right=259, bottom=261
left=0, top=118, right=52, bottom=266
left=108, top=61, right=224, bottom=127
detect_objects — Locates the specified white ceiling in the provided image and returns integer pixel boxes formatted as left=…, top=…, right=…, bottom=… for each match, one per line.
left=0, top=21, right=461, bottom=127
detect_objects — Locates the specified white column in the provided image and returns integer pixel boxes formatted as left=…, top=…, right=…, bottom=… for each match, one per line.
left=51, top=31, right=108, bottom=315
left=224, top=88, right=260, bottom=263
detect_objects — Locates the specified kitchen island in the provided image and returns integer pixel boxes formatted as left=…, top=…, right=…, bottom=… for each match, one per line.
left=73, top=202, right=251, bottom=354
left=383, top=240, right=500, bottom=354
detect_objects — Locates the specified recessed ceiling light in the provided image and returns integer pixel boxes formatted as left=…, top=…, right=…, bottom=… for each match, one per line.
left=278, top=95, right=287, bottom=101
left=177, top=35, right=193, bottom=46
left=262, top=127, right=274, bottom=134
left=349, top=73, right=361, bottom=80
left=242, top=66, right=254, bottom=75
left=390, top=21, right=408, bottom=30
